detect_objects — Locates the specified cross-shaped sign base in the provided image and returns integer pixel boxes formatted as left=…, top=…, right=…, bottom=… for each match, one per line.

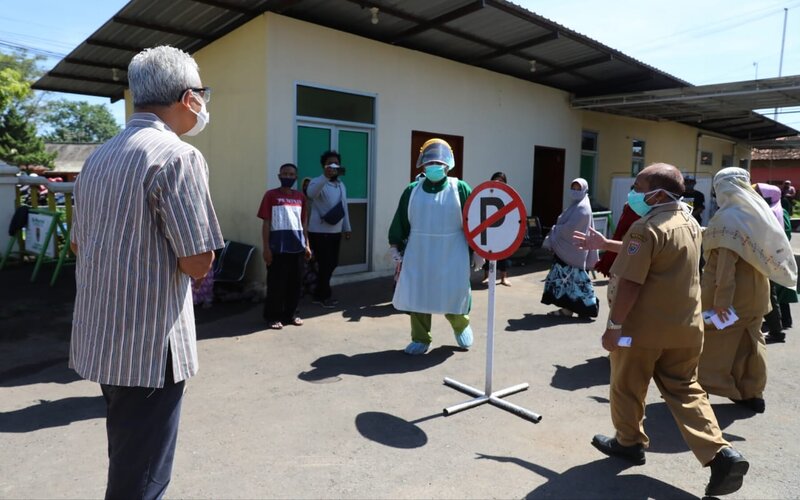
left=443, top=377, right=541, bottom=422
left=441, top=262, right=542, bottom=424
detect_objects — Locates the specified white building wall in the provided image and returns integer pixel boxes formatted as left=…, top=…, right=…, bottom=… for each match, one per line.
left=264, top=13, right=582, bottom=273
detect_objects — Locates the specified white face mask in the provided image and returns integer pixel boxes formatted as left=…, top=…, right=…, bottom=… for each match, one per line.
left=570, top=190, right=585, bottom=201
left=184, top=95, right=209, bottom=136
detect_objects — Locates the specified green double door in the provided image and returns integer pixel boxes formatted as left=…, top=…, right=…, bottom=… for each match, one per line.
left=297, top=124, right=370, bottom=273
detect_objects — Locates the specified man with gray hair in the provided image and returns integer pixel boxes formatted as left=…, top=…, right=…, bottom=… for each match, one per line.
left=70, top=45, right=223, bottom=499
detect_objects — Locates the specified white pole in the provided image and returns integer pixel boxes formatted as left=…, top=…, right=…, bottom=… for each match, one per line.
left=485, top=260, right=496, bottom=395
left=775, top=8, right=788, bottom=120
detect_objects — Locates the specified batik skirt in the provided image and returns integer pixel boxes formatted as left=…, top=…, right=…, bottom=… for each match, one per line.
left=541, top=256, right=599, bottom=317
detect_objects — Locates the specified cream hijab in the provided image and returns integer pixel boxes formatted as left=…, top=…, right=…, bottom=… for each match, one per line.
left=704, top=167, right=797, bottom=288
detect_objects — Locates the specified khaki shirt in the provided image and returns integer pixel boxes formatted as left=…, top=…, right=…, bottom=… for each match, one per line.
left=610, top=204, right=703, bottom=349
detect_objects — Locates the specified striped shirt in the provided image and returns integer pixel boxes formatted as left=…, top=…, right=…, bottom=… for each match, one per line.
left=70, top=113, right=224, bottom=388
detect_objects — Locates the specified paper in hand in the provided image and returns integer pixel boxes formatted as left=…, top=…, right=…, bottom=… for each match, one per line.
left=703, top=307, right=738, bottom=330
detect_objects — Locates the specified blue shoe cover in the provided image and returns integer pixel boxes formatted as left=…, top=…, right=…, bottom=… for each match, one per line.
left=404, top=341, right=430, bottom=355
left=455, top=326, right=473, bottom=348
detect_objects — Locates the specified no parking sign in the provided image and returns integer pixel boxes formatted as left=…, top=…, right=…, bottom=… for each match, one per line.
left=463, top=181, right=527, bottom=261
left=444, top=180, right=541, bottom=424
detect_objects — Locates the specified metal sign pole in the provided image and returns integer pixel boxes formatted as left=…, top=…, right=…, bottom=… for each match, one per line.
left=485, top=260, right=496, bottom=395
left=443, top=262, right=542, bottom=423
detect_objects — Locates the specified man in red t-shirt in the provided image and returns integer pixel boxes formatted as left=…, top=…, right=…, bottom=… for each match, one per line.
left=257, top=163, right=311, bottom=329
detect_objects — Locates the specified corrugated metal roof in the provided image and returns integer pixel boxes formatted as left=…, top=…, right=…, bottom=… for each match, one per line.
left=572, top=75, right=800, bottom=142
left=34, top=0, right=688, bottom=100
left=32, top=0, right=798, bottom=142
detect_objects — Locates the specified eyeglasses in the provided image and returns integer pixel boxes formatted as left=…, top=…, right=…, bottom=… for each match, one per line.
left=180, top=87, right=212, bottom=103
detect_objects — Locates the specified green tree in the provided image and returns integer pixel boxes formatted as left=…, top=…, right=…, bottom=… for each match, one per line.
left=0, top=50, right=43, bottom=116
left=0, top=107, right=55, bottom=167
left=0, top=50, right=53, bottom=167
left=0, top=66, right=28, bottom=111
left=43, top=99, right=121, bottom=143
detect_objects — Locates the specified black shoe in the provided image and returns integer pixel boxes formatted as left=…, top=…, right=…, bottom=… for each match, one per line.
left=591, top=434, right=645, bottom=465
left=706, top=447, right=749, bottom=496
left=765, top=332, right=785, bottom=343
left=730, top=397, right=765, bottom=413
left=312, top=299, right=338, bottom=309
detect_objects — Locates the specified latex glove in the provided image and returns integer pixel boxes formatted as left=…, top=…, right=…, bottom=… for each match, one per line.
left=471, top=253, right=486, bottom=271
left=390, top=246, right=403, bottom=265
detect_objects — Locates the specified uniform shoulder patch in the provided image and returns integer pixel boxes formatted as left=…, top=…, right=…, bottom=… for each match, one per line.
left=627, top=233, right=645, bottom=255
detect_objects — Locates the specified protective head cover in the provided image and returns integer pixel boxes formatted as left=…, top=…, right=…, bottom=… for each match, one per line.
left=704, top=167, right=797, bottom=288
left=416, top=138, right=455, bottom=170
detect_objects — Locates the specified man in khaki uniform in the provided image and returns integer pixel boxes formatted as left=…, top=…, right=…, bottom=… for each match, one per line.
left=580, top=163, right=750, bottom=497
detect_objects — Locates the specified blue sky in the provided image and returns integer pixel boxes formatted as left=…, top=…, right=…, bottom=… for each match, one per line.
left=2, top=0, right=799, bottom=128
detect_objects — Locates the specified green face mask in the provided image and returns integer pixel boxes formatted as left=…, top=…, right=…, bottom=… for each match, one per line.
left=424, top=164, right=446, bottom=182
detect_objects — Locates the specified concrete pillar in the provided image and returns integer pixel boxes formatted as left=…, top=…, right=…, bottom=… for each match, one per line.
left=0, top=160, right=20, bottom=253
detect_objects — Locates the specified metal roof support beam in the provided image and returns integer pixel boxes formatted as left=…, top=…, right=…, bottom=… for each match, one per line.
left=112, top=15, right=215, bottom=40
left=188, top=0, right=262, bottom=14
left=342, top=0, right=598, bottom=84
left=47, top=71, right=128, bottom=87
left=571, top=73, right=661, bottom=98
left=471, top=31, right=559, bottom=62
left=64, top=57, right=128, bottom=72
left=29, top=83, right=116, bottom=99
left=85, top=39, right=145, bottom=53
left=264, top=0, right=303, bottom=14
left=391, top=1, right=485, bottom=42
left=534, top=54, right=611, bottom=78
left=573, top=83, right=800, bottom=109
left=726, top=123, right=781, bottom=134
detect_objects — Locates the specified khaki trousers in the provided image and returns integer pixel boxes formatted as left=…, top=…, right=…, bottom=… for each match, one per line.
left=698, top=317, right=767, bottom=400
left=610, top=344, right=729, bottom=465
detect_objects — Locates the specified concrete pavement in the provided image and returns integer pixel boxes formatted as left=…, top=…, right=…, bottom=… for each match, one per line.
left=1, top=258, right=799, bottom=499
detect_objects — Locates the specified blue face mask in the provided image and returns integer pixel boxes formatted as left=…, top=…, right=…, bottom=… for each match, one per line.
left=627, top=189, right=652, bottom=216
left=424, top=164, right=447, bottom=182
left=628, top=188, right=679, bottom=216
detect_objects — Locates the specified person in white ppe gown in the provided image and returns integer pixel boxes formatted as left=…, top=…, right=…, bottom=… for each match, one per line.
left=388, top=138, right=474, bottom=355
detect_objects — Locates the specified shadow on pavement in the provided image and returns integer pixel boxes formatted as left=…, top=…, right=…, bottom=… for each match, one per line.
left=298, top=346, right=460, bottom=382
left=505, top=313, right=595, bottom=332
left=355, top=411, right=443, bottom=448
left=0, top=396, right=104, bottom=433
left=0, top=358, right=77, bottom=387
left=476, top=453, right=698, bottom=499
left=550, top=356, right=610, bottom=391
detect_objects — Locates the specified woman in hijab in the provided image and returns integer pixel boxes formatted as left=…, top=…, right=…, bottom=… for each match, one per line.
left=698, top=168, right=797, bottom=413
left=754, top=182, right=797, bottom=340
left=541, top=178, right=600, bottom=318
left=482, top=171, right=512, bottom=286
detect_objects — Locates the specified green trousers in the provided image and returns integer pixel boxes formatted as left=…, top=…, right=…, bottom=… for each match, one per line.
left=410, top=312, right=470, bottom=344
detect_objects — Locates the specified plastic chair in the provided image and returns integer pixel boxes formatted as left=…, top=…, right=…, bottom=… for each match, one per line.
left=213, top=241, right=255, bottom=283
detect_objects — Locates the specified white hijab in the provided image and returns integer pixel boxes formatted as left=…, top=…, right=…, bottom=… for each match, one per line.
left=704, top=167, right=797, bottom=288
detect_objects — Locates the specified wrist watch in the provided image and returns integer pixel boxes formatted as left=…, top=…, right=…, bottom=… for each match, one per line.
left=606, top=319, right=623, bottom=330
